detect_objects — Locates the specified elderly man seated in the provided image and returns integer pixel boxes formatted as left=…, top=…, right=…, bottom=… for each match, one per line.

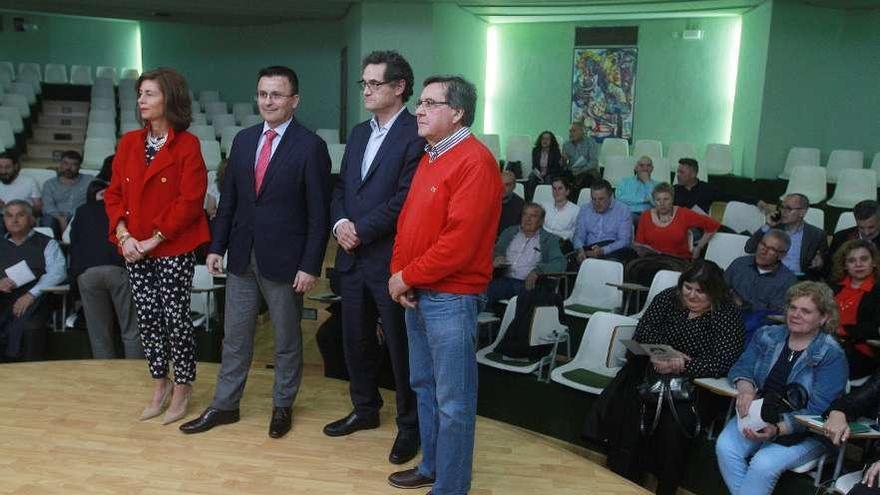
left=487, top=202, right=565, bottom=307
left=0, top=200, right=66, bottom=361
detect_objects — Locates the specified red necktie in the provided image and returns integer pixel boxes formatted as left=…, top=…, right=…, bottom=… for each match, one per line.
left=254, top=129, right=278, bottom=194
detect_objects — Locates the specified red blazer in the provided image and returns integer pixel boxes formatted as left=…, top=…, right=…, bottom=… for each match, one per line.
left=104, top=126, right=210, bottom=257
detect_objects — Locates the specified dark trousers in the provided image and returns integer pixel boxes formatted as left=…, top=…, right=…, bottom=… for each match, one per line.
left=851, top=483, right=880, bottom=495
left=644, top=403, right=698, bottom=495
left=339, top=267, right=417, bottom=433
left=0, top=295, right=50, bottom=361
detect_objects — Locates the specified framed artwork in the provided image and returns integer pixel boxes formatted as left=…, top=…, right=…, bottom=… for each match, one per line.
left=571, top=47, right=638, bottom=141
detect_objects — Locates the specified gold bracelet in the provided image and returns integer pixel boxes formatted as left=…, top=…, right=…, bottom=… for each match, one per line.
left=117, top=232, right=131, bottom=244
left=153, top=230, right=166, bottom=242
left=117, top=236, right=131, bottom=248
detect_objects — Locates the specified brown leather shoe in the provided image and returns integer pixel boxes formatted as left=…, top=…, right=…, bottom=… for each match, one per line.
left=388, top=468, right=434, bottom=489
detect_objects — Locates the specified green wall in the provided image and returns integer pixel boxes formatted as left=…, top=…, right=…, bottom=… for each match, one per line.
left=730, top=0, right=772, bottom=178
left=0, top=11, right=140, bottom=74
left=488, top=17, right=743, bottom=160
left=139, top=20, right=342, bottom=131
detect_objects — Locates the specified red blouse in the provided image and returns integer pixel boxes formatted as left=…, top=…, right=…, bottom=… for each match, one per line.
left=836, top=275, right=875, bottom=357
left=635, top=207, right=721, bottom=258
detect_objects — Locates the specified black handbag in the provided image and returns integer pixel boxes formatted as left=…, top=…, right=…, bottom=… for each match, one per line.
left=637, top=372, right=701, bottom=439
left=760, top=383, right=809, bottom=446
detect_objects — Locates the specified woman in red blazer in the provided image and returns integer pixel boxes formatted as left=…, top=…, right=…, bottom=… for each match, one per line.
left=104, top=67, right=210, bottom=425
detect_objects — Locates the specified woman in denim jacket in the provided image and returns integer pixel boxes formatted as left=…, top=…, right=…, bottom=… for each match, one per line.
left=715, top=281, right=848, bottom=495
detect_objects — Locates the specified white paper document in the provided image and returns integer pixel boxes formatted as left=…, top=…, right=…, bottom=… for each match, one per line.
left=5, top=260, right=36, bottom=287
left=737, top=398, right=768, bottom=433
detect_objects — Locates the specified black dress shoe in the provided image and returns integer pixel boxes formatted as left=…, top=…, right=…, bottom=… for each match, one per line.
left=388, top=431, right=420, bottom=465
left=269, top=406, right=292, bottom=439
left=323, top=411, right=380, bottom=437
left=179, top=407, right=240, bottom=434
left=388, top=467, right=434, bottom=489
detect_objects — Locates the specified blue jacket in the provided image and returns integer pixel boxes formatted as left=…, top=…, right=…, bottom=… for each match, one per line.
left=728, top=324, right=848, bottom=434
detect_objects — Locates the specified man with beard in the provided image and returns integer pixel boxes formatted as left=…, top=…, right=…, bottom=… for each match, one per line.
left=0, top=151, right=42, bottom=216
left=41, top=150, right=92, bottom=233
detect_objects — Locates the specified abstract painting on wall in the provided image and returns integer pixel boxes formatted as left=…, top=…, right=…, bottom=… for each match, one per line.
left=571, top=47, right=638, bottom=141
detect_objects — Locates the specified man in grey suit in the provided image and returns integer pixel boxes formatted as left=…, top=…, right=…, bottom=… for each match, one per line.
left=324, top=51, right=424, bottom=465
left=745, top=193, right=827, bottom=279
left=181, top=66, right=331, bottom=439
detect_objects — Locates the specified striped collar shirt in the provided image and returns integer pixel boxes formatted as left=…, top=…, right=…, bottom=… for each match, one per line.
left=425, top=126, right=471, bottom=162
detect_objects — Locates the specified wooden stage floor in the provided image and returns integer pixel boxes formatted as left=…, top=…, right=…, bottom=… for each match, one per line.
left=0, top=360, right=645, bottom=494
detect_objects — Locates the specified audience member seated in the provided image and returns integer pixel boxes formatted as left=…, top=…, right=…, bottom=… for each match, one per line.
left=526, top=131, right=562, bottom=197
left=572, top=179, right=633, bottom=264
left=616, top=155, right=658, bottom=221
left=716, top=282, right=846, bottom=495
left=830, top=239, right=880, bottom=380
left=829, top=200, right=880, bottom=261
left=540, top=176, right=578, bottom=242
left=561, top=121, right=598, bottom=189
left=0, top=200, right=66, bottom=361
left=628, top=183, right=720, bottom=285
left=674, top=158, right=767, bottom=214
left=487, top=202, right=565, bottom=307
left=498, top=170, right=524, bottom=235
left=745, top=193, right=827, bottom=279
left=68, top=157, right=143, bottom=359
left=0, top=152, right=42, bottom=234
left=823, top=369, right=880, bottom=495
left=40, top=150, right=92, bottom=236
left=724, top=229, right=798, bottom=342
left=585, top=260, right=744, bottom=495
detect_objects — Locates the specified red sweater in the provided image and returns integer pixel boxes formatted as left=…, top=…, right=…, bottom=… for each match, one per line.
left=635, top=207, right=720, bottom=258
left=391, top=135, right=502, bottom=294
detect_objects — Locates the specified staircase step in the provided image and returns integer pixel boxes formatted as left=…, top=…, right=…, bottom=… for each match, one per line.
left=42, top=100, right=90, bottom=117
left=38, top=114, right=88, bottom=128
left=26, top=142, right=83, bottom=160
left=33, top=126, right=85, bottom=144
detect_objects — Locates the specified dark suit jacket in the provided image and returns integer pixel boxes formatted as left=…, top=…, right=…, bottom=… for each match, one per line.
left=330, top=110, right=424, bottom=276
left=745, top=222, right=828, bottom=276
left=210, top=118, right=331, bottom=283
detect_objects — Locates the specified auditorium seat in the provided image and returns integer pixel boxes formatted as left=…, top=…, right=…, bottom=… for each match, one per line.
left=241, top=114, right=263, bottom=127
left=20, top=168, right=57, bottom=189
left=705, top=143, right=733, bottom=175
left=666, top=142, right=697, bottom=168
left=550, top=312, right=637, bottom=393
left=10, top=82, right=36, bottom=105
left=871, top=152, right=880, bottom=178
left=477, top=133, right=501, bottom=159
left=232, top=102, right=255, bottom=125
left=211, top=114, right=236, bottom=138
left=1, top=93, right=30, bottom=118
left=835, top=211, right=856, bottom=234
left=17, top=62, right=42, bottom=82
left=120, top=68, right=139, bottom=80
left=328, top=143, right=345, bottom=174
left=0, top=106, right=24, bottom=133
left=220, top=126, right=244, bottom=155
left=630, top=270, right=681, bottom=319
left=86, top=122, right=117, bottom=141
left=204, top=101, right=228, bottom=120
left=0, top=62, right=14, bottom=81
left=316, top=128, right=339, bottom=144
left=599, top=137, right=629, bottom=170
left=651, top=157, right=673, bottom=184
left=633, top=139, right=662, bottom=162
left=704, top=233, right=748, bottom=271
left=532, top=184, right=553, bottom=205
left=0, top=72, right=12, bottom=92
left=88, top=110, right=115, bottom=125
left=83, top=137, right=116, bottom=169
left=804, top=207, right=824, bottom=230
left=721, top=201, right=765, bottom=235
left=96, top=66, right=118, bottom=83
left=189, top=125, right=216, bottom=142
left=827, top=169, right=877, bottom=208
left=505, top=134, right=532, bottom=177
left=826, top=149, right=865, bottom=184
left=782, top=166, right=826, bottom=204
left=0, top=121, right=14, bottom=151
left=778, top=146, right=820, bottom=180
left=601, top=155, right=635, bottom=187
left=192, top=113, right=207, bottom=125
left=513, top=182, right=524, bottom=199
left=119, top=121, right=141, bottom=136
left=199, top=90, right=220, bottom=104
left=70, top=65, right=94, bottom=85
left=199, top=140, right=222, bottom=171
left=44, top=63, right=68, bottom=84
left=563, top=258, right=623, bottom=320
left=91, top=97, right=116, bottom=115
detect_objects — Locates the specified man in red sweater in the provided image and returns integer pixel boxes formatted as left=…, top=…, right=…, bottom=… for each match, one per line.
left=387, top=75, right=502, bottom=494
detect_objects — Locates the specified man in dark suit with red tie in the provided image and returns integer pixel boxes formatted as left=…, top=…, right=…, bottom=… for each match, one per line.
left=181, top=66, right=331, bottom=439
left=323, top=51, right=424, bottom=464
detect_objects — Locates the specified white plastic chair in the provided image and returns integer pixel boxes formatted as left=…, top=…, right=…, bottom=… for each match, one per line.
left=666, top=142, right=697, bottom=169
left=477, top=133, right=501, bottom=159
left=633, top=139, right=662, bottom=162
left=651, top=157, right=673, bottom=184
left=19, top=168, right=58, bottom=189
left=871, top=152, right=880, bottom=179
left=44, top=64, right=69, bottom=84
left=96, top=66, right=118, bottom=83
left=10, top=82, right=36, bottom=105
left=550, top=312, right=638, bottom=394
left=0, top=121, right=15, bottom=150
left=86, top=123, right=117, bottom=141
left=826, top=150, right=865, bottom=184
left=121, top=68, right=140, bottom=80
left=0, top=106, right=24, bottom=133
left=834, top=211, right=856, bottom=234
left=190, top=265, right=215, bottom=329
left=88, top=110, right=115, bottom=125
left=192, top=113, right=208, bottom=125
left=200, top=140, right=222, bottom=171
left=705, top=143, right=733, bottom=175
left=477, top=297, right=570, bottom=382
left=316, top=128, right=340, bottom=144
left=779, top=147, right=820, bottom=180
left=513, top=183, right=525, bottom=199
left=199, top=90, right=220, bottom=104
left=599, top=138, right=629, bottom=168
left=630, top=270, right=682, bottom=319
left=189, top=125, right=216, bottom=142
left=602, top=155, right=636, bottom=187
left=832, top=471, right=863, bottom=494
left=70, top=65, right=94, bottom=85
left=120, top=121, right=142, bottom=135
left=0, top=62, right=14, bottom=81
left=211, top=114, right=236, bottom=138
left=563, top=258, right=624, bottom=320
left=220, top=126, right=244, bottom=155
left=704, top=233, right=749, bottom=271
left=328, top=143, right=345, bottom=174
left=204, top=101, right=228, bottom=119
left=241, top=114, right=263, bottom=127
left=722, top=201, right=766, bottom=235
left=782, top=166, right=827, bottom=204
left=2, top=93, right=30, bottom=119
left=532, top=184, right=553, bottom=205
left=505, top=134, right=532, bottom=177
left=17, top=63, right=41, bottom=82
left=804, top=207, right=825, bottom=230
left=827, top=169, right=877, bottom=208
left=34, top=226, right=55, bottom=239
left=0, top=72, right=12, bottom=92
left=231, top=102, right=255, bottom=125
left=83, top=138, right=116, bottom=169
left=91, top=97, right=116, bottom=115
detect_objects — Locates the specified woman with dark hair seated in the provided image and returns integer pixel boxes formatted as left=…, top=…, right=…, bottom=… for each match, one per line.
left=831, top=239, right=880, bottom=379
left=715, top=282, right=847, bottom=495
left=824, top=369, right=880, bottom=494
left=585, top=260, right=744, bottom=495
left=526, top=131, right=562, bottom=198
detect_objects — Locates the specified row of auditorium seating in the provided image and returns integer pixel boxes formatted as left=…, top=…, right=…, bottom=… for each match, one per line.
left=0, top=61, right=139, bottom=85
left=779, top=147, right=880, bottom=183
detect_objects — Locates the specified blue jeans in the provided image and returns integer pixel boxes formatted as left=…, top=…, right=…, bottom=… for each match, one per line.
left=406, top=290, right=484, bottom=495
left=715, top=418, right=828, bottom=495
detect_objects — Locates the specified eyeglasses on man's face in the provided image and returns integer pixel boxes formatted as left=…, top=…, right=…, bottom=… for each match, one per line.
left=357, top=79, right=393, bottom=91
left=255, top=91, right=294, bottom=102
left=415, top=99, right=450, bottom=110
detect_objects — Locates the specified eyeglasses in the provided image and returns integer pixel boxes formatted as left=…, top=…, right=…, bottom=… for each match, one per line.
left=416, top=99, right=450, bottom=109
left=357, top=79, right=392, bottom=91
left=255, top=91, right=295, bottom=102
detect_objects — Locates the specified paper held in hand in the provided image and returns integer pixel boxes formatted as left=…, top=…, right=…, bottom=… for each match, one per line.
left=737, top=398, right=768, bottom=433
left=621, top=339, right=685, bottom=360
left=5, top=260, right=36, bottom=287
